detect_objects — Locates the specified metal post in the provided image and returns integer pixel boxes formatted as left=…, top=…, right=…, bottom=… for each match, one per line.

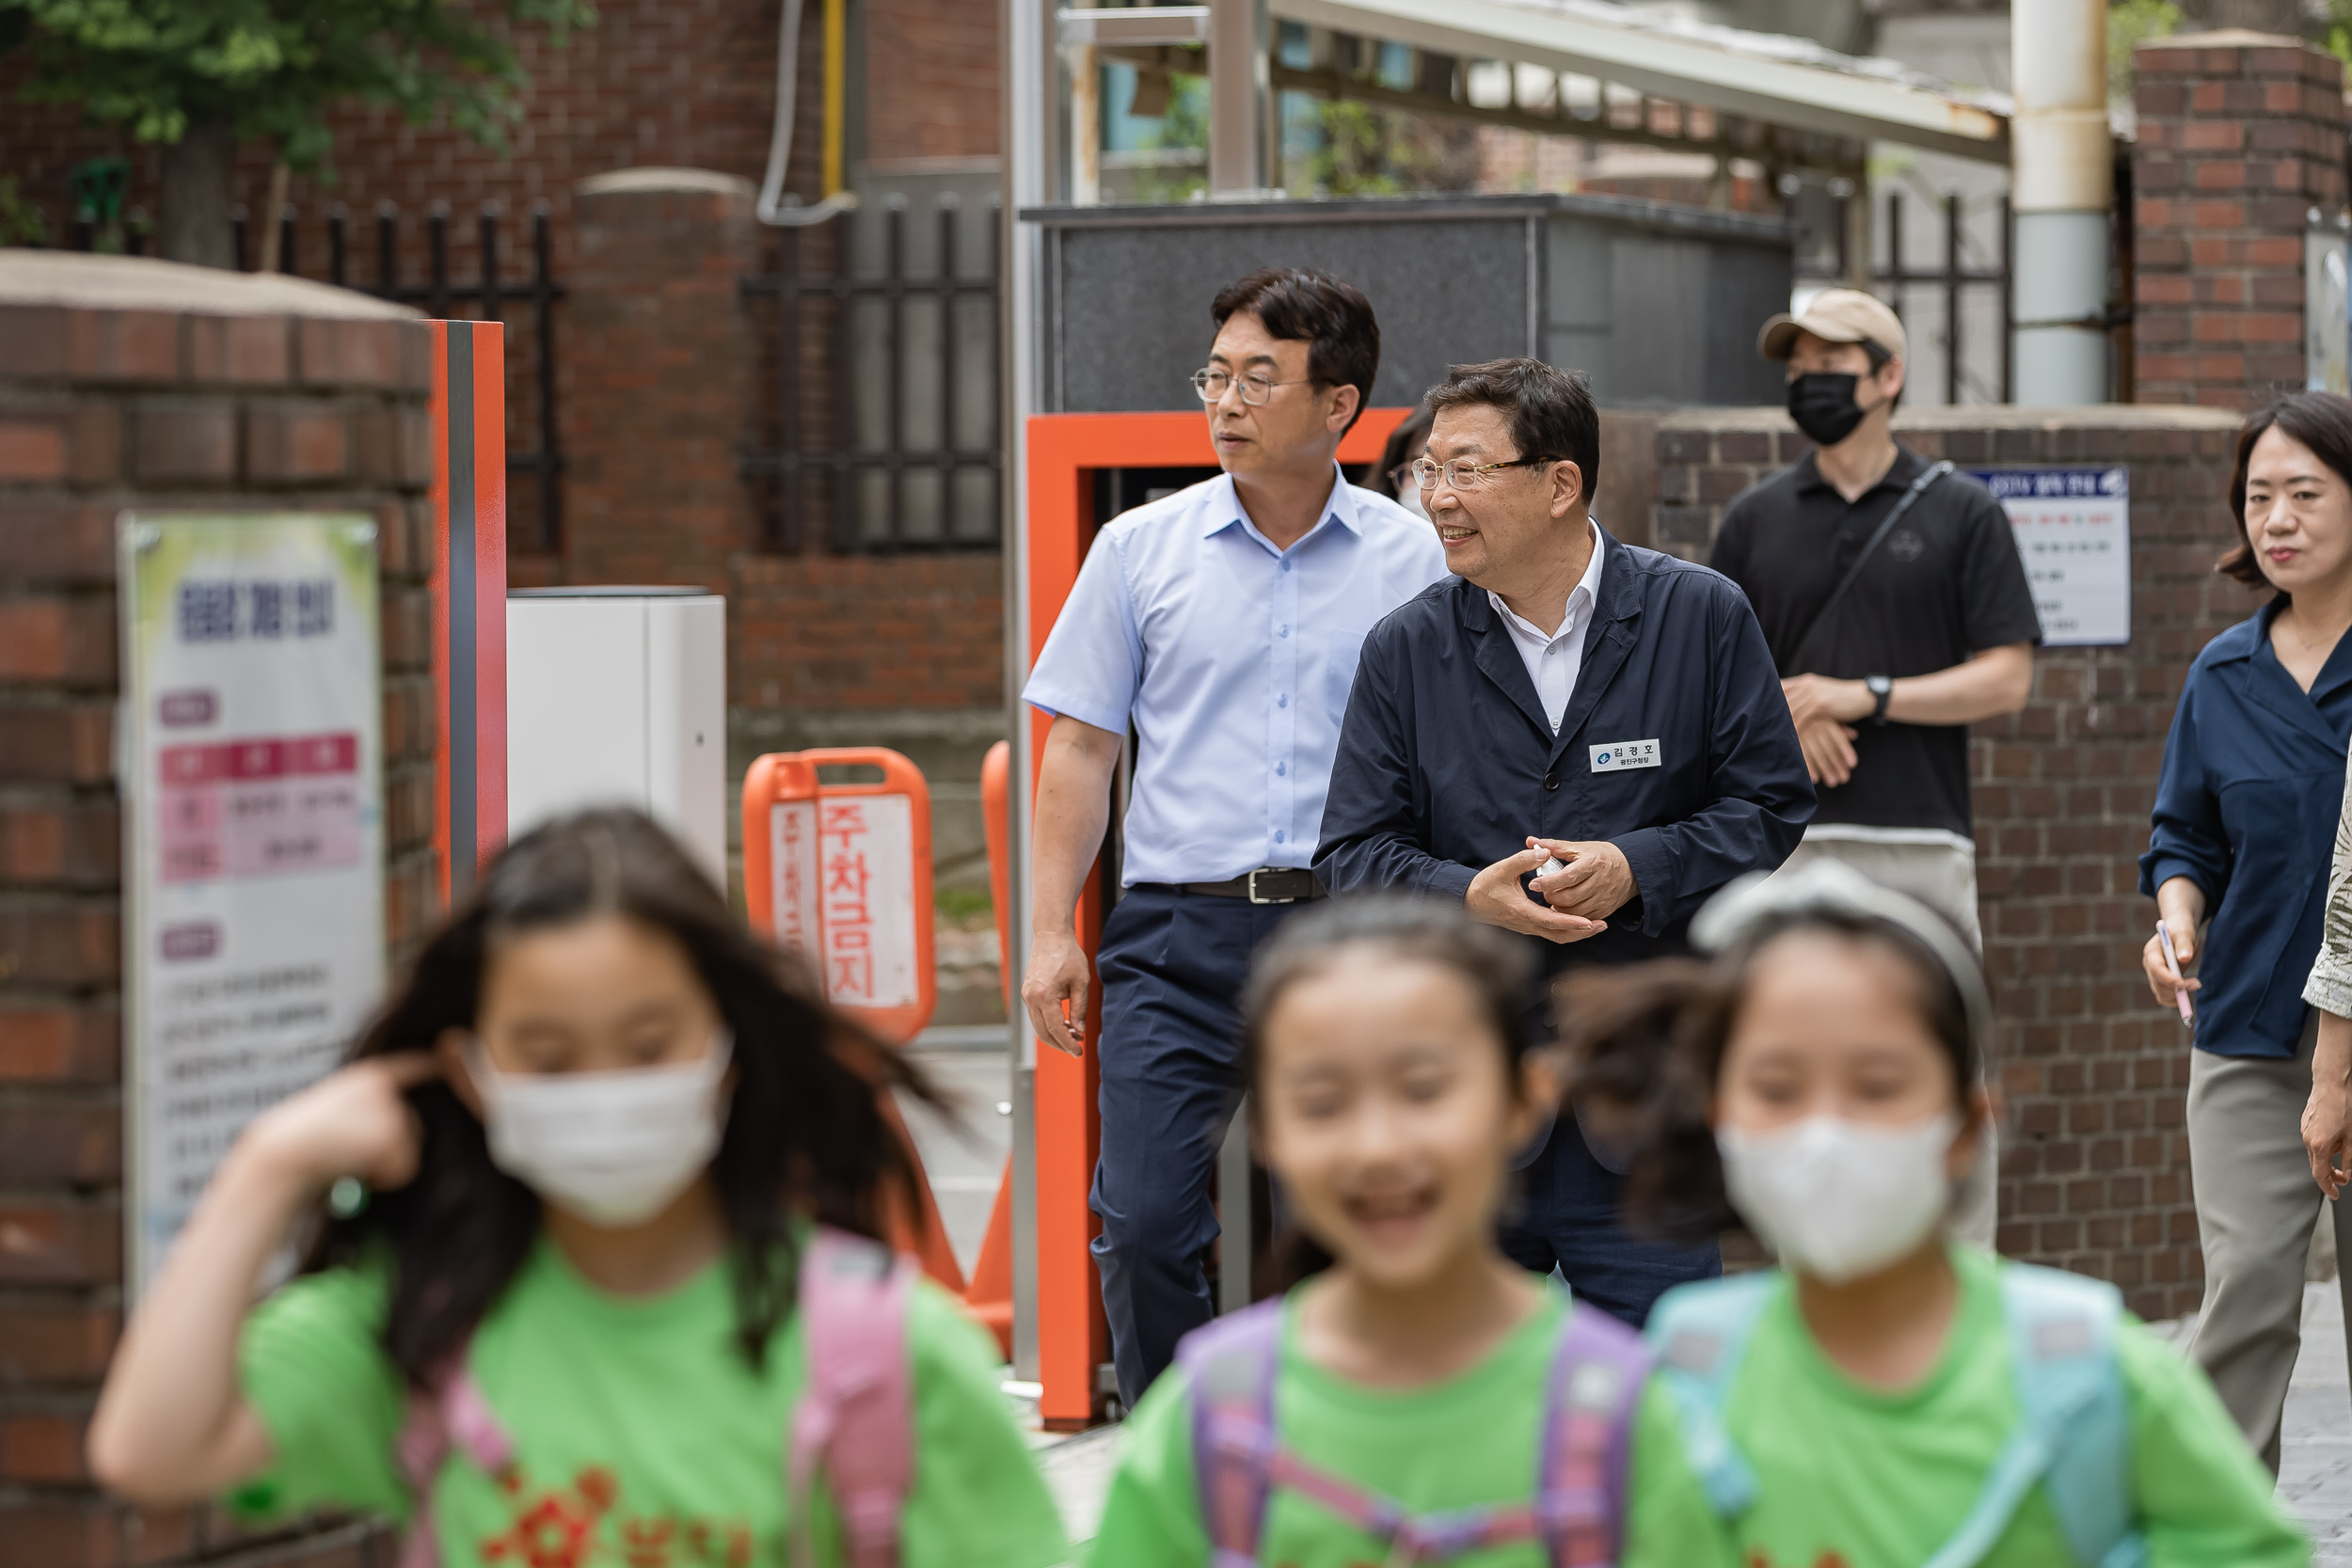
left=1217, top=1100, right=1253, bottom=1315
left=1946, top=191, right=1963, bottom=405
left=938, top=197, right=961, bottom=539
left=885, top=195, right=907, bottom=546
left=2011, top=0, right=2110, bottom=404
left=532, top=202, right=562, bottom=555
left=1208, top=0, right=1262, bottom=196
left=2001, top=194, right=2015, bottom=404
left=781, top=224, right=803, bottom=552
left=832, top=215, right=855, bottom=550
left=328, top=204, right=348, bottom=289
left=479, top=203, right=502, bottom=326
left=1071, top=43, right=1102, bottom=205
left=376, top=202, right=398, bottom=295
left=428, top=202, right=451, bottom=322
left=1886, top=190, right=1904, bottom=323
left=1000, top=0, right=1053, bottom=1394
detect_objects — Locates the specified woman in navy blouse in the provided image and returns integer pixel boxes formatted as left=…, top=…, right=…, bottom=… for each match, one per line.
left=2140, top=390, right=2352, bottom=1471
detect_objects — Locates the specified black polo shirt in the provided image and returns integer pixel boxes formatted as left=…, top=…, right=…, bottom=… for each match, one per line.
left=1708, top=445, right=2042, bottom=840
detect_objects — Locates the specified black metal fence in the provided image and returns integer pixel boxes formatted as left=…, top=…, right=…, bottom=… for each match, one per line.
left=1790, top=187, right=2016, bottom=404
left=739, top=195, right=1004, bottom=553
left=223, top=201, right=567, bottom=553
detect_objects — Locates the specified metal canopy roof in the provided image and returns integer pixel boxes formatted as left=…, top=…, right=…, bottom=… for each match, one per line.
left=1265, top=0, right=2010, bottom=163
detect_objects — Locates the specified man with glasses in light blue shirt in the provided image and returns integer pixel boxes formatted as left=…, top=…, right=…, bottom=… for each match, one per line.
left=1021, top=267, right=1448, bottom=1405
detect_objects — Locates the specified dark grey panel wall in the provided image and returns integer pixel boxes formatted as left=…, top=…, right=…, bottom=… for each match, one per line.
left=1561, top=225, right=1791, bottom=407
left=1047, top=217, right=1535, bottom=413
left=1033, top=195, right=1794, bottom=414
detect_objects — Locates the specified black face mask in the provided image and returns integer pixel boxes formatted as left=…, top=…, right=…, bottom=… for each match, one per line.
left=1787, top=372, right=1868, bottom=448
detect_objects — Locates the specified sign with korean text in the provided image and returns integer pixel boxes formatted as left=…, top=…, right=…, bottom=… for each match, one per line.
left=119, top=513, right=384, bottom=1292
left=1968, top=467, right=2131, bottom=647
left=741, top=748, right=936, bottom=1043
left=817, top=794, right=920, bottom=1009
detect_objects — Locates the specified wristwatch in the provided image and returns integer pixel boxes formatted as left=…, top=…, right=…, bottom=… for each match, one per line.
left=1866, top=673, right=1894, bottom=724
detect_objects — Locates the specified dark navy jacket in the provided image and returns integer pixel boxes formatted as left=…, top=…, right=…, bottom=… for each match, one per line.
left=2139, top=603, right=2352, bottom=1058
left=1315, top=531, right=1815, bottom=970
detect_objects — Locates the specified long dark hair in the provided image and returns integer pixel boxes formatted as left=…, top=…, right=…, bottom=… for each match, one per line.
left=1561, top=909, right=1977, bottom=1244
left=1240, top=895, right=1538, bottom=1282
left=304, top=808, right=940, bottom=1385
left=2220, top=390, right=2352, bottom=589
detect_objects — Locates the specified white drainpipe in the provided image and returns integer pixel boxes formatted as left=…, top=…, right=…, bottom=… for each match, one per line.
left=2010, top=0, right=2112, bottom=404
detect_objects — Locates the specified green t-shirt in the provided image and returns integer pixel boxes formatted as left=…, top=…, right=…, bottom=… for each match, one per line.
left=231, top=1237, right=1068, bottom=1568
left=1084, top=1282, right=1711, bottom=1568
left=1624, top=1245, right=2309, bottom=1568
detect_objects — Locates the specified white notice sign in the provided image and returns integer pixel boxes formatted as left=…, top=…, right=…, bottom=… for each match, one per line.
left=817, top=793, right=919, bottom=1009
left=119, top=513, right=385, bottom=1293
left=1969, top=467, right=2131, bottom=647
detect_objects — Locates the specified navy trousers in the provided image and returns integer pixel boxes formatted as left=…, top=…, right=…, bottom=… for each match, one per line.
left=1090, top=884, right=1302, bottom=1407
left=1498, top=1113, right=1720, bottom=1326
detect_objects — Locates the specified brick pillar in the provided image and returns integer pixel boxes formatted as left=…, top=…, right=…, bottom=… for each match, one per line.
left=1653, top=403, right=2253, bottom=1321
left=2132, top=30, right=2348, bottom=409
left=564, top=168, right=763, bottom=589
left=0, top=258, right=434, bottom=1567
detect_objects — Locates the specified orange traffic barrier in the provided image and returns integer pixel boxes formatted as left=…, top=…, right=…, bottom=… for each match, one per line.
left=1022, top=408, right=1410, bottom=1425
left=956, top=737, right=1017, bottom=1357
left=963, top=1155, right=1015, bottom=1358
left=877, top=1090, right=967, bottom=1296
left=742, top=748, right=957, bottom=1291
left=742, top=747, right=937, bottom=1045
left=982, top=740, right=1013, bottom=1016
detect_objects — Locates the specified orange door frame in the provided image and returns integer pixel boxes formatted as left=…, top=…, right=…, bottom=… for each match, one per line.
left=1022, top=406, right=1411, bottom=1426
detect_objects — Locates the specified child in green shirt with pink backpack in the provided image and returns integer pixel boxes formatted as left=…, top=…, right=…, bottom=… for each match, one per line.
left=1086, top=895, right=1708, bottom=1568
left=90, top=808, right=1066, bottom=1568
left=1578, top=859, right=2306, bottom=1568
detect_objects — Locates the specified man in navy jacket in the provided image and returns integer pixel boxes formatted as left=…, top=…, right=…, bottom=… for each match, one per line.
left=1315, top=357, right=1813, bottom=1323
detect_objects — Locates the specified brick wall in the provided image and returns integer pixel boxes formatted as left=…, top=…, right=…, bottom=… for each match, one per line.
left=864, top=0, right=1001, bottom=166
left=1653, top=403, right=2251, bottom=1320
left=2131, top=30, right=2347, bottom=410
left=0, top=0, right=812, bottom=278
left=0, top=254, right=434, bottom=1567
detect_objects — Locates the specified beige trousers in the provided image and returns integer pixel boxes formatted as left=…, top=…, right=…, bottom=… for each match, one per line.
left=1765, top=833, right=1997, bottom=1248
left=2185, top=1015, right=2352, bottom=1471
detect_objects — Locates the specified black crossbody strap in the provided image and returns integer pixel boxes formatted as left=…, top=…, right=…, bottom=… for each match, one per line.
left=1786, top=459, right=1955, bottom=671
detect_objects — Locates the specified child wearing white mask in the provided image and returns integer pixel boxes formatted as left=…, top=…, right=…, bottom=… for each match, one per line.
left=1562, top=860, right=2306, bottom=1568
left=88, top=809, right=1067, bottom=1568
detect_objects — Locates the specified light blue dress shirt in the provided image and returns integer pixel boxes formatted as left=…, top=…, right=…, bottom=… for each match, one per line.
left=1024, top=466, right=1450, bottom=886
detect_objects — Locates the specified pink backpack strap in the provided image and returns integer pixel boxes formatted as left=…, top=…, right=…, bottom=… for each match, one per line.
left=392, top=1344, right=516, bottom=1568
left=788, top=1227, right=916, bottom=1568
left=1175, top=1299, right=1286, bottom=1568
left=1536, top=1300, right=1651, bottom=1568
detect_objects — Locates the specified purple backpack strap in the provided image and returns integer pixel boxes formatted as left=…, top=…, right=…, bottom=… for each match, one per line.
left=787, top=1226, right=916, bottom=1568
left=392, top=1343, right=517, bottom=1568
left=1536, top=1300, right=1652, bottom=1568
left=1176, top=1298, right=1287, bottom=1568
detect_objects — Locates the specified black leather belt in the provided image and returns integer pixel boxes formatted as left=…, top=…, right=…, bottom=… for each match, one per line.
left=1179, top=868, right=1326, bottom=904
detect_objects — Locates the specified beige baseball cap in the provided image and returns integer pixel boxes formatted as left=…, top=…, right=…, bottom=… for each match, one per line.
left=1757, top=288, right=1908, bottom=364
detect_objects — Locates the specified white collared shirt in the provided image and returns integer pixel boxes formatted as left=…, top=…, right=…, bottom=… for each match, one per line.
left=1486, top=522, right=1606, bottom=734
left=1023, top=465, right=1449, bottom=883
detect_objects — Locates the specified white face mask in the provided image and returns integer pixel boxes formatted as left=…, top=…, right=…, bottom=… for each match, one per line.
left=1716, top=1112, right=1962, bottom=1286
left=469, top=1033, right=733, bottom=1227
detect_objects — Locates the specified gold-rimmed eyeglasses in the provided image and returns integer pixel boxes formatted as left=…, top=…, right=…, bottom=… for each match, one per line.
left=1191, top=367, right=1311, bottom=405
left=1406, top=455, right=1565, bottom=492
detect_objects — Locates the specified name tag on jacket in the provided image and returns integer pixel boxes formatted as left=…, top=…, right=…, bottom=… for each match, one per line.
left=1589, top=739, right=1661, bottom=773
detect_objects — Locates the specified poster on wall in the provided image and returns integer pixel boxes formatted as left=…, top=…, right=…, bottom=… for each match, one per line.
left=1968, top=467, right=2132, bottom=647
left=119, top=513, right=385, bottom=1294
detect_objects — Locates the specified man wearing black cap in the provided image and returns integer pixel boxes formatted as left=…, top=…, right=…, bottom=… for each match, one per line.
left=1710, top=288, right=2042, bottom=1244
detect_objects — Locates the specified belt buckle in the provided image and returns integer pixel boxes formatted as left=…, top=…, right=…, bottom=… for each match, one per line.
left=1247, top=868, right=1295, bottom=906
